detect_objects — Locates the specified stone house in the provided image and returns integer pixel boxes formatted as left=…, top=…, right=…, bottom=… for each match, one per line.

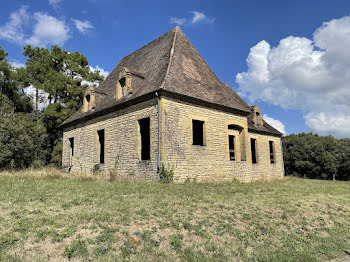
left=61, top=26, right=284, bottom=182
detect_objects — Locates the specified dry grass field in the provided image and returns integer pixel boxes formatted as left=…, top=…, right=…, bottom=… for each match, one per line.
left=0, top=169, right=349, bottom=261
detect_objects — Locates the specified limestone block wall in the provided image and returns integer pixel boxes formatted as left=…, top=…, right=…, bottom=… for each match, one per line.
left=62, top=96, right=284, bottom=182
left=62, top=99, right=159, bottom=179
left=247, top=133, right=284, bottom=181
left=161, top=98, right=284, bottom=182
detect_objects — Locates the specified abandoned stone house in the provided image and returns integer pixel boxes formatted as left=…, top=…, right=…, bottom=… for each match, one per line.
left=61, top=26, right=284, bottom=182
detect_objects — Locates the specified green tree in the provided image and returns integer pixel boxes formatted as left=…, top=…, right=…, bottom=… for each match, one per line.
left=0, top=46, right=31, bottom=112
left=282, top=133, right=348, bottom=180
left=22, top=45, right=104, bottom=163
left=0, top=94, right=47, bottom=169
left=337, top=138, right=350, bottom=181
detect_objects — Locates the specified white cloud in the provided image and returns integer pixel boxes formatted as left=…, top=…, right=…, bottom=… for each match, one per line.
left=236, top=15, right=350, bottom=138
left=0, top=7, right=70, bottom=47
left=263, top=114, right=286, bottom=135
left=0, top=6, right=29, bottom=44
left=26, top=12, right=70, bottom=47
left=72, top=19, right=94, bottom=34
left=169, top=11, right=215, bottom=26
left=190, top=11, right=215, bottom=24
left=170, top=17, right=187, bottom=26
left=304, top=112, right=350, bottom=138
left=24, top=85, right=49, bottom=110
left=9, top=61, right=25, bottom=68
left=49, top=0, right=62, bottom=7
left=81, top=65, right=109, bottom=87
left=90, top=65, right=109, bottom=78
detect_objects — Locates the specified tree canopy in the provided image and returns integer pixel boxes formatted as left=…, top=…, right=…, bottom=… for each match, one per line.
left=0, top=44, right=104, bottom=169
left=283, top=133, right=350, bottom=181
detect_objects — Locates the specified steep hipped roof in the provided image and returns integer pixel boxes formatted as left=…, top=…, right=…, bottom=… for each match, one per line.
left=62, top=27, right=257, bottom=128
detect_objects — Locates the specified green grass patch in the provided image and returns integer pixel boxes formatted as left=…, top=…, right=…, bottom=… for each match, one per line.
left=0, top=174, right=349, bottom=261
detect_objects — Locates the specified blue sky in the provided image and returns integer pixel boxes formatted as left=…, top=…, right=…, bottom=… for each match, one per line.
left=1, top=0, right=350, bottom=137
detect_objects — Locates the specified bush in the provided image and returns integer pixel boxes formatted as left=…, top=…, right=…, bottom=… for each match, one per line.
left=51, top=143, right=63, bottom=166
left=0, top=94, right=47, bottom=169
left=159, top=164, right=174, bottom=183
left=283, top=133, right=350, bottom=181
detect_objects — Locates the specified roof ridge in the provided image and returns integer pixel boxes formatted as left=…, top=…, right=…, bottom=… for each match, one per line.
left=160, top=26, right=179, bottom=89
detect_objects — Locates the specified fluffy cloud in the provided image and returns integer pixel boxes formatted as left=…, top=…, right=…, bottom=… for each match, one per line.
left=26, top=13, right=69, bottom=46
left=72, top=19, right=94, bottom=34
left=190, top=11, right=215, bottom=24
left=236, top=15, right=350, bottom=138
left=263, top=114, right=286, bottom=135
left=24, top=85, right=49, bottom=110
left=90, top=65, right=109, bottom=78
left=170, top=11, right=215, bottom=26
left=170, top=17, right=187, bottom=26
left=0, top=7, right=70, bottom=47
left=49, top=0, right=62, bottom=7
left=81, top=65, right=109, bottom=87
left=0, top=6, right=29, bottom=44
left=10, top=61, right=25, bottom=68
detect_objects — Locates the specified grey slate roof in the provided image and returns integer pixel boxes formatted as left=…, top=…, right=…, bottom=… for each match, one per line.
left=62, top=27, right=282, bottom=136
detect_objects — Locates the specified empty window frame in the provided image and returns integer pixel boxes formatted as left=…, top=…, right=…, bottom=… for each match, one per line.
left=119, top=77, right=126, bottom=97
left=192, top=120, right=204, bottom=146
left=86, top=94, right=91, bottom=110
left=255, top=112, right=261, bottom=126
left=251, top=138, right=257, bottom=164
left=228, top=124, right=246, bottom=161
left=69, top=137, right=74, bottom=166
left=97, top=129, right=105, bottom=164
left=269, top=141, right=275, bottom=164
left=228, top=135, right=235, bottom=161
left=139, top=117, right=150, bottom=160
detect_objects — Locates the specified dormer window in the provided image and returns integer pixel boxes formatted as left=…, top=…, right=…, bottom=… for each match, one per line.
left=251, top=105, right=263, bottom=126
left=119, top=77, right=126, bottom=97
left=83, top=87, right=96, bottom=112
left=115, top=67, right=133, bottom=99
left=86, top=94, right=91, bottom=110
left=255, top=112, right=260, bottom=126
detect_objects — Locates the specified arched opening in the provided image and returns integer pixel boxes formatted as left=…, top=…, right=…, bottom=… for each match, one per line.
left=228, top=124, right=246, bottom=161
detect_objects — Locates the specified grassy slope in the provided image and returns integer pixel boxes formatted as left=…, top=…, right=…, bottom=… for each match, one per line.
left=0, top=174, right=349, bottom=262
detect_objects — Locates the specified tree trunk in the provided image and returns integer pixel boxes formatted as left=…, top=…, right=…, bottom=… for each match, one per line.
left=35, top=87, right=39, bottom=111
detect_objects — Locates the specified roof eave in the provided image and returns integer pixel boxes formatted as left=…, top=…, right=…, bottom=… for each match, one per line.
left=61, top=89, right=251, bottom=129
left=248, top=127, right=283, bottom=137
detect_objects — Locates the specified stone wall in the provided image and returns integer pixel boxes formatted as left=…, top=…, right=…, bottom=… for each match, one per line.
left=160, top=98, right=284, bottom=182
left=62, top=97, right=284, bottom=182
left=62, top=99, right=159, bottom=180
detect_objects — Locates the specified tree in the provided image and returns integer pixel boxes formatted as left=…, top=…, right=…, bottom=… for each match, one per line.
left=337, top=138, right=350, bottom=181
left=0, top=94, right=47, bottom=169
left=282, top=133, right=349, bottom=180
left=0, top=46, right=31, bottom=112
left=22, top=45, right=104, bottom=163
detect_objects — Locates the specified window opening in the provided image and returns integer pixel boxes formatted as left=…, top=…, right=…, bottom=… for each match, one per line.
left=86, top=94, right=90, bottom=110
left=119, top=77, right=126, bottom=97
left=256, top=112, right=260, bottom=125
left=97, top=129, right=105, bottom=164
left=192, top=120, right=204, bottom=146
left=139, top=118, right=150, bottom=160
left=251, top=138, right=257, bottom=164
left=229, top=135, right=235, bottom=161
left=269, top=141, right=275, bottom=164
left=69, top=137, right=74, bottom=166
